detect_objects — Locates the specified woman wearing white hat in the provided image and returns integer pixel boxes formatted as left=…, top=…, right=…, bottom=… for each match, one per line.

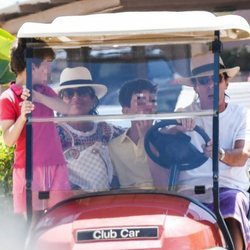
left=56, top=66, right=124, bottom=192
left=174, top=52, right=249, bottom=249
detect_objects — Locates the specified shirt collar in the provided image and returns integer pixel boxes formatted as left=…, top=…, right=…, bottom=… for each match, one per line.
left=120, top=129, right=130, bottom=143
left=10, top=82, right=23, bottom=96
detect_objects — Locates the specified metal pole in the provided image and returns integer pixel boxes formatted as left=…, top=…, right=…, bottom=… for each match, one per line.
left=212, top=30, right=234, bottom=250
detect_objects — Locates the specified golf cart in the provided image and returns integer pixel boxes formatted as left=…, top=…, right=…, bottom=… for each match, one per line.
left=18, top=11, right=250, bottom=250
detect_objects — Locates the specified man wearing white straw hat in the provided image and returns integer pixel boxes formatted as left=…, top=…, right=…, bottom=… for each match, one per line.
left=174, top=52, right=250, bottom=249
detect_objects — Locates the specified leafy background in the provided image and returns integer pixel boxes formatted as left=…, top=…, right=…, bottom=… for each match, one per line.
left=0, top=28, right=15, bottom=84
left=0, top=130, right=14, bottom=195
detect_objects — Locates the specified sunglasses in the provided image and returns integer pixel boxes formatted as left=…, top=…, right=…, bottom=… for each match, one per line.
left=195, top=74, right=223, bottom=85
left=62, top=87, right=95, bottom=99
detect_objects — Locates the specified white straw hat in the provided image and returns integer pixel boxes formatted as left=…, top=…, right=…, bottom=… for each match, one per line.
left=57, top=66, right=107, bottom=98
left=175, top=52, right=240, bottom=86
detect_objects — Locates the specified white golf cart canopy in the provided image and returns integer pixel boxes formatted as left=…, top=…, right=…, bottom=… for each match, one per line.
left=20, top=11, right=250, bottom=250
left=17, top=11, right=250, bottom=44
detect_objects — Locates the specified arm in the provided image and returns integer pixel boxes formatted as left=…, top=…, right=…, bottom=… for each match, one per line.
left=202, top=139, right=248, bottom=167
left=200, top=138, right=248, bottom=167
left=33, top=90, right=70, bottom=115
left=2, top=119, right=25, bottom=147
left=219, top=105, right=249, bottom=167
left=220, top=140, right=248, bottom=167
left=147, top=152, right=170, bottom=188
left=1, top=100, right=34, bottom=147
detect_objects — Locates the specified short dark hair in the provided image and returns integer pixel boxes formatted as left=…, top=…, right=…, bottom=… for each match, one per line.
left=119, top=78, right=157, bottom=107
left=10, top=38, right=55, bottom=75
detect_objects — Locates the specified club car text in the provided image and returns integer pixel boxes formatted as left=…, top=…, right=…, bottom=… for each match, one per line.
left=76, top=227, right=158, bottom=242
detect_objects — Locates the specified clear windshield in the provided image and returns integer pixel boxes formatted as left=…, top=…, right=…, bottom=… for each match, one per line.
left=27, top=42, right=216, bottom=211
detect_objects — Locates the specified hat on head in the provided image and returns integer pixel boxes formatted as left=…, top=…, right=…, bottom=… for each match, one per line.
left=57, top=66, right=107, bottom=98
left=175, top=52, right=240, bottom=86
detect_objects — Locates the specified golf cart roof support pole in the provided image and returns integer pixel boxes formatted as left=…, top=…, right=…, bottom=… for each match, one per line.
left=212, top=30, right=234, bottom=250
left=25, top=44, right=33, bottom=227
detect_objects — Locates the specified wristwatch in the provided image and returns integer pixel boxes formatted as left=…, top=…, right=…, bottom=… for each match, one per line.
left=219, top=147, right=225, bottom=161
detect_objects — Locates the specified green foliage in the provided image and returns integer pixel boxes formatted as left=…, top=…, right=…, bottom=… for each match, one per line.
left=0, top=28, right=16, bottom=84
left=0, top=130, right=14, bottom=195
left=222, top=47, right=250, bottom=72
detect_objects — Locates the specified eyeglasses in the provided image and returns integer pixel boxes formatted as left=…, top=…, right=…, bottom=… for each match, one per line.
left=195, top=74, right=223, bottom=85
left=62, top=87, right=95, bottom=99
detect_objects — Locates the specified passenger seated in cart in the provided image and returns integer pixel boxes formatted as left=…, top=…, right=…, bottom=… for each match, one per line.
left=0, top=38, right=71, bottom=217
left=109, top=78, right=157, bottom=189
left=172, top=52, right=250, bottom=250
left=56, top=66, right=124, bottom=192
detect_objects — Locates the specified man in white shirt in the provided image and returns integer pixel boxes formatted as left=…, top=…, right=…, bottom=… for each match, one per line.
left=175, top=52, right=249, bottom=250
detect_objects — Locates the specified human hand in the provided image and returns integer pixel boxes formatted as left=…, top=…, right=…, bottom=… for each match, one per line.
left=202, top=140, right=212, bottom=158
left=136, top=120, right=153, bottom=138
left=21, top=86, right=30, bottom=101
left=21, top=86, right=41, bottom=102
left=19, top=99, right=35, bottom=122
left=19, top=86, right=35, bottom=121
left=176, top=118, right=196, bottom=132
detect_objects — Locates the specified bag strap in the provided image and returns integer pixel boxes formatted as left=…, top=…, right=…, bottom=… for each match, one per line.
left=59, top=123, right=113, bottom=184
left=59, top=123, right=76, bottom=147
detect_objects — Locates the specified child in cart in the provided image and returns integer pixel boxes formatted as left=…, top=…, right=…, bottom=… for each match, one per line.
left=0, top=38, right=71, bottom=218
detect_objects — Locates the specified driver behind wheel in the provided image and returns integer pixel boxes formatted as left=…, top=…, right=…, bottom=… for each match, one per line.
left=173, top=51, right=250, bottom=250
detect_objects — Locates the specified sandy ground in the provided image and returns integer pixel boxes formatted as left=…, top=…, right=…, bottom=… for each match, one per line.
left=0, top=195, right=27, bottom=250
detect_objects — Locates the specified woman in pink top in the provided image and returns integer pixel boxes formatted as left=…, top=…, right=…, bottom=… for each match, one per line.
left=0, top=38, right=70, bottom=216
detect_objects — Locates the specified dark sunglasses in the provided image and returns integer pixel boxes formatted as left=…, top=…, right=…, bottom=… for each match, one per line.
left=195, top=74, right=223, bottom=86
left=62, top=87, right=95, bottom=99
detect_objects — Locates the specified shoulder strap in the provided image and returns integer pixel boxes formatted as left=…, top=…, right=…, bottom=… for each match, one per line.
left=58, top=123, right=75, bottom=147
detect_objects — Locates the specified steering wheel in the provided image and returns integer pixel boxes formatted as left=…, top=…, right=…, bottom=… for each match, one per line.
left=144, top=120, right=210, bottom=189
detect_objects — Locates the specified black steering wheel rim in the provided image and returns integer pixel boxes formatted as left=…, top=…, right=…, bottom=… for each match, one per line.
left=144, top=119, right=210, bottom=171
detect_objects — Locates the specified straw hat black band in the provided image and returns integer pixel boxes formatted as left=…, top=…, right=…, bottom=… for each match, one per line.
left=192, top=63, right=225, bottom=76
left=60, top=79, right=95, bottom=86
left=56, top=66, right=108, bottom=98
left=173, top=52, right=240, bottom=86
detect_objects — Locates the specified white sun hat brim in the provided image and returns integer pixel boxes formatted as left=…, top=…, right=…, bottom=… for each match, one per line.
left=174, top=66, right=240, bottom=86
left=55, top=66, right=108, bottom=98
left=172, top=52, right=240, bottom=86
left=56, top=83, right=107, bottom=99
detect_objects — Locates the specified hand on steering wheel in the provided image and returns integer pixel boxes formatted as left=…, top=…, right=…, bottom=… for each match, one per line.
left=144, top=119, right=210, bottom=190
left=144, top=119, right=210, bottom=171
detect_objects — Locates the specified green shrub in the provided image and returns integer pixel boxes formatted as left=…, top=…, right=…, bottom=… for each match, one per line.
left=0, top=130, right=14, bottom=195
